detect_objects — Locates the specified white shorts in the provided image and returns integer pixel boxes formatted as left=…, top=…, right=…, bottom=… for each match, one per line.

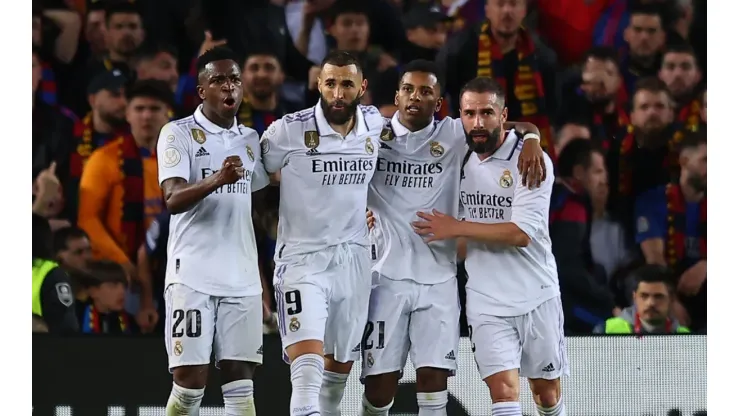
left=164, top=283, right=263, bottom=371
left=273, top=243, right=372, bottom=364
left=467, top=296, right=569, bottom=380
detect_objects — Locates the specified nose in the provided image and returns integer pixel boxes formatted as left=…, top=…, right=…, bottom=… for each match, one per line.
left=473, top=113, right=484, bottom=128
left=409, top=89, right=421, bottom=101
left=330, top=86, right=344, bottom=100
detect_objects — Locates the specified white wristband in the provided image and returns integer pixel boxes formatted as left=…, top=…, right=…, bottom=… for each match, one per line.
left=523, top=133, right=540, bottom=142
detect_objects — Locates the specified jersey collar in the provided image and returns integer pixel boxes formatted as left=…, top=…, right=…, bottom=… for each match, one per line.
left=193, top=104, right=241, bottom=135
left=390, top=111, right=435, bottom=139
left=490, top=129, right=519, bottom=160
left=314, top=100, right=369, bottom=137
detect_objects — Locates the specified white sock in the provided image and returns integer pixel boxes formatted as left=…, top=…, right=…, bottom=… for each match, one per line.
left=492, top=401, right=522, bottom=416
left=222, top=379, right=256, bottom=416
left=165, top=382, right=204, bottom=416
left=361, top=394, right=393, bottom=416
left=319, top=370, right=349, bottom=415
left=537, top=396, right=566, bottom=416
left=290, top=354, right=324, bottom=416
left=417, top=391, right=448, bottom=415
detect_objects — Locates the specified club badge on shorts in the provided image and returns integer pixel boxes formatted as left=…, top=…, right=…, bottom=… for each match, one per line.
left=380, top=128, right=394, bottom=142
left=191, top=129, right=206, bottom=144
left=500, top=169, right=514, bottom=188
left=174, top=340, right=183, bottom=356
left=365, top=137, right=374, bottom=155
left=246, top=145, right=255, bottom=162
left=289, top=317, right=301, bottom=332
left=366, top=352, right=375, bottom=368
left=430, top=141, right=444, bottom=157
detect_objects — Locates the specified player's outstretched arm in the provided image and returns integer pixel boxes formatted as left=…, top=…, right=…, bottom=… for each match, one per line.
left=412, top=209, right=531, bottom=247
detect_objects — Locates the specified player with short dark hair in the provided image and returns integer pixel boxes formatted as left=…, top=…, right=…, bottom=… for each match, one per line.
left=157, top=46, right=270, bottom=416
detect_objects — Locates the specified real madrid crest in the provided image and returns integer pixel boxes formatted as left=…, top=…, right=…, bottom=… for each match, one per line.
left=367, top=352, right=375, bottom=368
left=430, top=141, right=444, bottom=158
left=365, top=137, right=374, bottom=155
left=246, top=145, right=255, bottom=162
left=260, top=138, right=270, bottom=155
left=380, top=128, right=394, bottom=142
left=304, top=131, right=320, bottom=149
left=289, top=317, right=301, bottom=332
left=191, top=129, right=206, bottom=144
left=499, top=169, right=514, bottom=188
left=174, top=340, right=183, bottom=356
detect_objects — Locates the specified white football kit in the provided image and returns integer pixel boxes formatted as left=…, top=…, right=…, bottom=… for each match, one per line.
left=157, top=105, right=270, bottom=371
left=362, top=114, right=467, bottom=378
left=460, top=130, right=569, bottom=381
left=260, top=102, right=383, bottom=363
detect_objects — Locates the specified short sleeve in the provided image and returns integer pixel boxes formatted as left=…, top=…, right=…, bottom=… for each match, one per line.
left=145, top=212, right=169, bottom=255
left=245, top=130, right=270, bottom=192
left=634, top=188, right=666, bottom=244
left=450, top=118, right=468, bottom=159
left=157, top=122, right=191, bottom=185
left=260, top=118, right=291, bottom=174
left=510, top=154, right=555, bottom=238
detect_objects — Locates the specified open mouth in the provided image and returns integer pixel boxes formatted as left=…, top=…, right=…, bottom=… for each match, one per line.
left=331, top=103, right=346, bottom=111
left=223, top=97, right=237, bottom=108
left=406, top=105, right=421, bottom=114
left=471, top=132, right=488, bottom=143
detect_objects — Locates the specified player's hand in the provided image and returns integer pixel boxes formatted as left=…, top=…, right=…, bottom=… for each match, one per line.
left=412, top=209, right=460, bottom=243
left=218, top=156, right=245, bottom=185
left=136, top=304, right=159, bottom=334
left=366, top=209, right=375, bottom=231
left=198, top=30, right=227, bottom=57
left=377, top=52, right=398, bottom=72
left=517, top=139, right=546, bottom=189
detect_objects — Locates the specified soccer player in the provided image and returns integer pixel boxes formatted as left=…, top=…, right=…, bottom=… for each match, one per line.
left=412, top=77, right=567, bottom=416
left=259, top=51, right=383, bottom=416
left=362, top=61, right=546, bottom=416
left=157, top=46, right=270, bottom=416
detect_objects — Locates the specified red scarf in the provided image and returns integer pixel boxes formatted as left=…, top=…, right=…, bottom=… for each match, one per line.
left=633, top=313, right=672, bottom=334
left=593, top=106, right=630, bottom=152
left=476, top=23, right=554, bottom=160
left=665, top=182, right=707, bottom=271
left=117, top=134, right=151, bottom=259
left=70, top=113, right=96, bottom=180
left=238, top=98, right=279, bottom=135
left=617, top=126, right=684, bottom=197
left=82, top=304, right=129, bottom=334
left=677, top=98, right=702, bottom=132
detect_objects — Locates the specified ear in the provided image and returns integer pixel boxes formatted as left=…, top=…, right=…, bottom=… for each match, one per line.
left=359, top=78, right=368, bottom=97
left=394, top=91, right=399, bottom=107
left=87, top=94, right=96, bottom=109
left=573, top=164, right=586, bottom=181
left=501, top=106, right=508, bottom=124
left=196, top=84, right=205, bottom=101
left=434, top=97, right=443, bottom=113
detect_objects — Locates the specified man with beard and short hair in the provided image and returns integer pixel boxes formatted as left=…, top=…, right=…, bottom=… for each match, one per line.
left=237, top=48, right=301, bottom=135
left=633, top=131, right=706, bottom=331
left=658, top=42, right=703, bottom=132
left=620, top=4, right=667, bottom=94
left=259, top=50, right=384, bottom=416
left=362, top=64, right=545, bottom=416
left=411, top=77, right=567, bottom=416
left=87, top=1, right=145, bottom=81
left=593, top=265, right=690, bottom=334
left=559, top=46, right=630, bottom=149
left=157, top=46, right=271, bottom=416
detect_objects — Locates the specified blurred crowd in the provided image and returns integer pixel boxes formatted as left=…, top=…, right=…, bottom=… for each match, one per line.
left=31, top=0, right=707, bottom=336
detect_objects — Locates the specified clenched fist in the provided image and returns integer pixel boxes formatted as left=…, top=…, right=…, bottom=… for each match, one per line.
left=217, top=156, right=245, bottom=185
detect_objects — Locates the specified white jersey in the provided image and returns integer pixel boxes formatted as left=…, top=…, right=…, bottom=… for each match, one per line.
left=460, top=130, right=559, bottom=316
left=260, top=102, right=383, bottom=258
left=157, top=105, right=270, bottom=297
left=368, top=114, right=467, bottom=284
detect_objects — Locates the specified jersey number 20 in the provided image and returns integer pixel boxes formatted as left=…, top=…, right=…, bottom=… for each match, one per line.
left=172, top=309, right=202, bottom=338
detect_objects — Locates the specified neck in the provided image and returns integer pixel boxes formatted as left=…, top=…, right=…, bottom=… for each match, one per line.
left=92, top=300, right=110, bottom=314
left=108, top=50, right=128, bottom=63
left=603, top=100, right=616, bottom=114
left=202, top=106, right=234, bottom=129
left=593, top=205, right=606, bottom=220
left=331, top=116, right=356, bottom=137
left=679, top=175, right=704, bottom=202
left=92, top=112, right=114, bottom=134
left=398, top=115, right=432, bottom=133
left=133, top=132, right=156, bottom=151
left=492, top=31, right=518, bottom=54
left=477, top=131, right=505, bottom=160
left=246, top=92, right=278, bottom=112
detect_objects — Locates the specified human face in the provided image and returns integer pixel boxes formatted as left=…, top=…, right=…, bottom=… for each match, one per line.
left=659, top=52, right=701, bottom=99
left=198, top=60, right=243, bottom=119
left=138, top=52, right=179, bottom=92
left=395, top=71, right=441, bottom=131
left=86, top=10, right=107, bottom=54
left=485, top=0, right=526, bottom=38
left=329, top=13, right=370, bottom=52
left=575, top=152, right=607, bottom=196
left=105, top=12, right=144, bottom=56
left=242, top=55, right=284, bottom=100
left=681, top=143, right=707, bottom=192
left=90, top=88, right=127, bottom=126
left=57, top=236, right=92, bottom=272
left=581, top=58, right=621, bottom=107
left=633, top=281, right=671, bottom=323
left=625, top=14, right=665, bottom=59
left=406, top=23, right=447, bottom=50
left=91, top=282, right=126, bottom=312
left=630, top=89, right=673, bottom=135
left=126, top=96, right=171, bottom=141
left=318, top=63, right=366, bottom=125
left=460, top=91, right=508, bottom=154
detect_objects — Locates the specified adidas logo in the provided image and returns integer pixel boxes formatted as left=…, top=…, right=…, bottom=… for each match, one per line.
left=256, top=345, right=263, bottom=355
left=195, top=147, right=209, bottom=157
left=380, top=143, right=392, bottom=150
left=541, top=363, right=555, bottom=372
left=445, top=350, right=455, bottom=360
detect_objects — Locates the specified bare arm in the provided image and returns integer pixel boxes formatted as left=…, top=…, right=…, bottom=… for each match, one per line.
left=161, top=176, right=222, bottom=214
left=457, top=221, right=531, bottom=247
left=504, top=121, right=541, bottom=137
left=640, top=239, right=667, bottom=266
left=43, top=9, right=82, bottom=63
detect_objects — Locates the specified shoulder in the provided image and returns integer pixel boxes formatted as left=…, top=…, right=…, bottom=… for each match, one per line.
left=283, top=107, right=315, bottom=126
left=238, top=124, right=260, bottom=143
left=161, top=118, right=193, bottom=137
left=636, top=185, right=667, bottom=205
left=89, top=140, right=120, bottom=162
left=360, top=105, right=383, bottom=130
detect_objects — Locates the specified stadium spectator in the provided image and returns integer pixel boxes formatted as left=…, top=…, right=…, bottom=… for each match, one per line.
left=77, top=80, right=171, bottom=282
left=87, top=1, right=145, bottom=81
left=135, top=212, right=170, bottom=334
left=550, top=139, right=617, bottom=334
left=78, top=260, right=137, bottom=335
left=554, top=122, right=591, bottom=157
left=133, top=44, right=181, bottom=95
left=634, top=131, right=706, bottom=331
left=82, top=2, right=108, bottom=59
left=619, top=5, right=667, bottom=94
left=658, top=42, right=703, bottom=132
left=593, top=264, right=689, bottom=334
left=53, top=227, right=93, bottom=302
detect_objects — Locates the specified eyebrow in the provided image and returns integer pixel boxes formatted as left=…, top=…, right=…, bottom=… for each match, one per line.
left=401, top=83, right=434, bottom=89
